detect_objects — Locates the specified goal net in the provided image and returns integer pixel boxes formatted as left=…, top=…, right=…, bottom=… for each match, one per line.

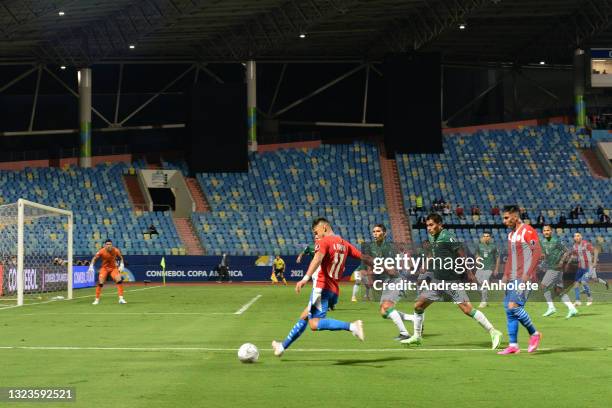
left=0, top=199, right=73, bottom=307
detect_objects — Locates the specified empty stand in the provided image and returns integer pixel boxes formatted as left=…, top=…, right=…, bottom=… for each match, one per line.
left=193, top=142, right=390, bottom=255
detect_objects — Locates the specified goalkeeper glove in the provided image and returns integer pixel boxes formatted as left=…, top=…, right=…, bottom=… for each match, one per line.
left=87, top=265, right=94, bottom=274
left=119, top=261, right=125, bottom=272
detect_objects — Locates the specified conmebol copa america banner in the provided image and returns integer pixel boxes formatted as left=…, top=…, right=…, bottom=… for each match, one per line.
left=90, top=255, right=361, bottom=283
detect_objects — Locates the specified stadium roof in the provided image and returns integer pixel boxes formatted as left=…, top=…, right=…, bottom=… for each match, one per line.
left=1, top=0, right=611, bottom=66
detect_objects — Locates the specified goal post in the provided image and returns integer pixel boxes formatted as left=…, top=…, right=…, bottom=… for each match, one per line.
left=0, top=199, right=73, bottom=307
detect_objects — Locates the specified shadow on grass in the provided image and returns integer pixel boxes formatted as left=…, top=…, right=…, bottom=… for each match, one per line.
left=282, top=356, right=417, bottom=367
left=535, top=346, right=606, bottom=355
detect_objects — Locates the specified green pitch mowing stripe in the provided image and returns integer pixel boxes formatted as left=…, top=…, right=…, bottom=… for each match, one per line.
left=0, top=285, right=610, bottom=408
left=0, top=285, right=164, bottom=311
left=0, top=345, right=564, bottom=352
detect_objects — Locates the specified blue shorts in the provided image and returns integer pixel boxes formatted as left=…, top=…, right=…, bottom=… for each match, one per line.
left=308, top=288, right=338, bottom=319
left=504, top=280, right=530, bottom=307
left=574, top=268, right=590, bottom=282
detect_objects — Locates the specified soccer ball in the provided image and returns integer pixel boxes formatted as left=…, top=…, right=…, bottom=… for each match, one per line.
left=237, top=343, right=259, bottom=363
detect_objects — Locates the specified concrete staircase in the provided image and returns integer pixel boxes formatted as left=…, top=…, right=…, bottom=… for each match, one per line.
left=174, top=217, right=205, bottom=255
left=186, top=177, right=211, bottom=212
left=379, top=152, right=412, bottom=245
left=123, top=174, right=147, bottom=211
left=579, top=149, right=609, bottom=179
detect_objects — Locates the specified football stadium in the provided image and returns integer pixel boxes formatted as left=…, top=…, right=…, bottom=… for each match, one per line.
left=0, top=1, right=611, bottom=407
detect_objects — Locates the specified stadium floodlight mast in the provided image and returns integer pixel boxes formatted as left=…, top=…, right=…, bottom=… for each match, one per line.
left=0, top=199, right=73, bottom=306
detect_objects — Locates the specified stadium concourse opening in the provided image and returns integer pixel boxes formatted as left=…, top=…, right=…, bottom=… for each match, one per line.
left=0, top=0, right=611, bottom=407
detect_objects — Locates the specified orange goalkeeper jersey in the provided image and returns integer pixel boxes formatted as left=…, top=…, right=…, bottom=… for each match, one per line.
left=96, top=248, right=122, bottom=270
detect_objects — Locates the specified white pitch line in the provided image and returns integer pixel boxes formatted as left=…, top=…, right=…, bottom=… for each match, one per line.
left=0, top=345, right=608, bottom=352
left=234, top=294, right=262, bottom=315
left=0, top=286, right=163, bottom=312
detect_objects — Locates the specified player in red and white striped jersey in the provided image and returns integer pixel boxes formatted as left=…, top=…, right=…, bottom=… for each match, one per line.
left=498, top=205, right=542, bottom=355
left=271, top=217, right=366, bottom=357
left=570, top=233, right=599, bottom=306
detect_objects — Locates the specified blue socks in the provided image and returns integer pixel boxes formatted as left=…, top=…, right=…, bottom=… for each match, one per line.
left=574, top=287, right=580, bottom=301
left=582, top=284, right=592, bottom=297
left=575, top=284, right=591, bottom=300
left=505, top=308, right=519, bottom=344
left=512, top=307, right=536, bottom=335
left=506, top=306, right=536, bottom=343
left=317, top=318, right=350, bottom=331
left=282, top=319, right=307, bottom=349
left=280, top=318, right=351, bottom=349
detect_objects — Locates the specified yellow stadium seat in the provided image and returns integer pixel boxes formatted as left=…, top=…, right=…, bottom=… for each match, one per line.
left=171, top=248, right=179, bottom=255
left=144, top=233, right=150, bottom=240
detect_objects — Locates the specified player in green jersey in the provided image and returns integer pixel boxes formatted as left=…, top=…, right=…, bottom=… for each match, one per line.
left=540, top=225, right=577, bottom=318
left=296, top=244, right=315, bottom=264
left=359, top=224, right=414, bottom=340
left=475, top=231, right=500, bottom=308
left=401, top=213, right=502, bottom=349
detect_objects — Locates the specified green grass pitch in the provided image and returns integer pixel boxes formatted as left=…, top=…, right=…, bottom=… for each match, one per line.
left=1, top=283, right=611, bottom=408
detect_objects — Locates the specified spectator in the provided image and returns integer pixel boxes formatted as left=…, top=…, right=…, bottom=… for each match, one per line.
left=471, top=205, right=480, bottom=216
left=558, top=214, right=567, bottom=226
left=600, top=213, right=611, bottom=225
left=575, top=205, right=584, bottom=215
left=596, top=206, right=604, bottom=216
left=519, top=207, right=529, bottom=220
left=146, top=224, right=159, bottom=236
left=443, top=203, right=451, bottom=216
left=536, top=214, right=545, bottom=225
left=455, top=204, right=465, bottom=219
left=491, top=206, right=500, bottom=216
left=217, top=253, right=230, bottom=282
left=417, top=214, right=427, bottom=226
left=416, top=195, right=423, bottom=212
left=569, top=208, right=577, bottom=220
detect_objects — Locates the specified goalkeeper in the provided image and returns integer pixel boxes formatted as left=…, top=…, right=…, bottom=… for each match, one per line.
left=89, top=239, right=127, bottom=305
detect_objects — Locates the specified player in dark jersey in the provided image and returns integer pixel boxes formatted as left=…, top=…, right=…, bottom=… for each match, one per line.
left=401, top=213, right=502, bottom=350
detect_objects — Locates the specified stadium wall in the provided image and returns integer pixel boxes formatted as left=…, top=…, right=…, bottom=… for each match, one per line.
left=257, top=140, right=322, bottom=152
left=78, top=255, right=611, bottom=283
left=100, top=255, right=361, bottom=283
left=0, top=154, right=132, bottom=170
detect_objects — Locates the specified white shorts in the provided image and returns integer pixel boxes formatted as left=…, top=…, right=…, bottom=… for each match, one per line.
left=312, top=266, right=321, bottom=288
left=353, top=270, right=362, bottom=282
left=541, top=269, right=563, bottom=289
left=476, top=269, right=493, bottom=284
